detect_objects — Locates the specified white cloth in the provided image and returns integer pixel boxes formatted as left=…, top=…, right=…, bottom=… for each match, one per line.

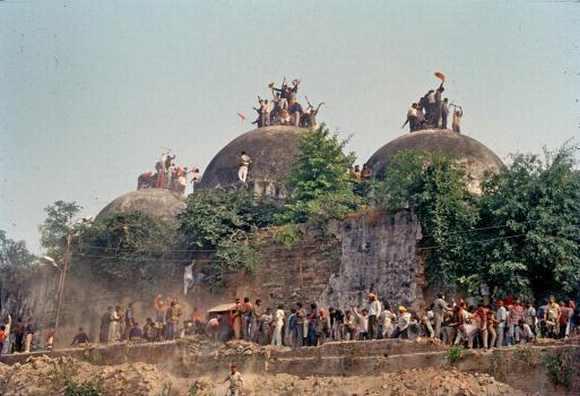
left=496, top=306, right=508, bottom=324
left=368, top=300, right=382, bottom=317
left=397, top=312, right=411, bottom=331
left=183, top=264, right=194, bottom=295
left=354, top=311, right=369, bottom=333
left=238, top=166, right=249, bottom=182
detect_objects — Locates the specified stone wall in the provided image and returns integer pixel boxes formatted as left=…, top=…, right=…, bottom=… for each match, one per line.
left=10, top=209, right=424, bottom=349
left=227, top=209, right=424, bottom=311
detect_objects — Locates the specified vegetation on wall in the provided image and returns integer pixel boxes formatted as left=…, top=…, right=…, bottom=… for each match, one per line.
left=74, top=212, right=181, bottom=287
left=178, top=189, right=278, bottom=282
left=375, top=144, right=580, bottom=300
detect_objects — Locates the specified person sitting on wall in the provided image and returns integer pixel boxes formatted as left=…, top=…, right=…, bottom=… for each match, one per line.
left=71, top=327, right=90, bottom=346
left=391, top=306, right=411, bottom=339
left=143, top=318, right=156, bottom=342
left=128, top=322, right=143, bottom=341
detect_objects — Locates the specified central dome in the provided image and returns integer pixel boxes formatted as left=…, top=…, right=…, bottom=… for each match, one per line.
left=367, top=129, right=504, bottom=193
left=199, top=125, right=306, bottom=196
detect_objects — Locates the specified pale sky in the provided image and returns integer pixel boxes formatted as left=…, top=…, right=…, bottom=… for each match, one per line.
left=1, top=0, right=579, bottom=253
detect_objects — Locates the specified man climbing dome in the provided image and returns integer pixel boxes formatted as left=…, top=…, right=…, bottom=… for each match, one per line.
left=238, top=151, right=252, bottom=183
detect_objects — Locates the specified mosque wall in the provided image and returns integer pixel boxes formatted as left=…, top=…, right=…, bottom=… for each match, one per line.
left=228, top=209, right=425, bottom=311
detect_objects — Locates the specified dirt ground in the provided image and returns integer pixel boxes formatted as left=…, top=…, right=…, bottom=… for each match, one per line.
left=0, top=355, right=525, bottom=396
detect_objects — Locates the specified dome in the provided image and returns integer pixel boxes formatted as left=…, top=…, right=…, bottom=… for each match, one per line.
left=199, top=125, right=306, bottom=196
left=96, top=189, right=186, bottom=223
left=367, top=129, right=504, bottom=193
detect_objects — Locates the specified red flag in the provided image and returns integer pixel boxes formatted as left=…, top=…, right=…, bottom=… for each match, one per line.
left=434, top=71, right=446, bottom=82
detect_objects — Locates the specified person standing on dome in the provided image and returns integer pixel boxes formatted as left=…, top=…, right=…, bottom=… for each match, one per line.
left=238, top=151, right=252, bottom=184
left=402, top=103, right=419, bottom=132
left=434, top=82, right=445, bottom=127
left=452, top=105, right=463, bottom=133
left=441, top=98, right=450, bottom=129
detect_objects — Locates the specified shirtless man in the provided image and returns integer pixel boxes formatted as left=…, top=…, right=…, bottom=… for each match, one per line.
left=452, top=105, right=463, bottom=133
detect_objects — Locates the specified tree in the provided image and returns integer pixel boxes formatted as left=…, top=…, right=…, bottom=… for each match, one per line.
left=0, top=230, right=36, bottom=315
left=39, top=200, right=82, bottom=262
left=75, top=212, right=180, bottom=287
left=178, top=189, right=278, bottom=283
left=477, top=144, right=580, bottom=299
left=278, top=124, right=360, bottom=225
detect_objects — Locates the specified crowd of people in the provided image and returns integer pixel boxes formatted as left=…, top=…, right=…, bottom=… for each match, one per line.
left=95, top=295, right=201, bottom=345
left=402, top=73, right=464, bottom=133
left=0, top=316, right=36, bottom=355
left=203, top=294, right=578, bottom=350
left=251, top=78, right=324, bottom=129
left=1, top=293, right=577, bottom=356
left=137, top=152, right=200, bottom=195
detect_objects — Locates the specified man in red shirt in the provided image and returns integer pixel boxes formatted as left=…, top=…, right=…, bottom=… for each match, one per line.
left=474, top=304, right=489, bottom=348
left=508, top=298, right=524, bottom=345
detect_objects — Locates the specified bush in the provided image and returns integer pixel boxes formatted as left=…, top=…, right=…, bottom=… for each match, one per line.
left=74, top=212, right=181, bottom=287
left=278, top=124, right=360, bottom=228
left=543, top=350, right=575, bottom=388
left=447, top=345, right=464, bottom=364
left=64, top=381, right=102, bottom=396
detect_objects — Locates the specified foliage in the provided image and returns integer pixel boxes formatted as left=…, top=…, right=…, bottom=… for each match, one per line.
left=375, top=144, right=580, bottom=299
left=543, top=350, right=575, bottom=388
left=0, top=230, right=37, bottom=315
left=0, top=230, right=36, bottom=270
left=277, top=124, right=360, bottom=226
left=477, top=143, right=580, bottom=299
left=273, top=224, right=303, bottom=248
left=376, top=150, right=479, bottom=289
left=64, top=380, right=103, bottom=396
left=447, top=345, right=464, bottom=364
left=179, top=189, right=278, bottom=249
left=39, top=200, right=82, bottom=262
left=75, top=212, right=180, bottom=286
left=179, top=189, right=279, bottom=283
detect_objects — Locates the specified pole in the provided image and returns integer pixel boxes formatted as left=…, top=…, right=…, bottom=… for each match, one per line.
left=54, top=232, right=72, bottom=345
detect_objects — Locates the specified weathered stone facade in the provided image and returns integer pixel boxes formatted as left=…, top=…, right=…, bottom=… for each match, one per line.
left=228, top=209, right=424, bottom=311
left=320, top=209, right=423, bottom=310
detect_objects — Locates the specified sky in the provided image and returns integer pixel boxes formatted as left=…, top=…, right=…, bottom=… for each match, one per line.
left=0, top=0, right=579, bottom=253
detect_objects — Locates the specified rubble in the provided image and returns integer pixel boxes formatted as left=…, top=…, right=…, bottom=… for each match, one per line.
left=242, top=368, right=525, bottom=396
left=0, top=355, right=179, bottom=396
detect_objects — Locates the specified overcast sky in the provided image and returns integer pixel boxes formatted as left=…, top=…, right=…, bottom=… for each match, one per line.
left=1, top=0, right=579, bottom=253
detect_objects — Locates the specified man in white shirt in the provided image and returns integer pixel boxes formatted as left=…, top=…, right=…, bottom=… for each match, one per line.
left=392, top=306, right=411, bottom=339
left=271, top=305, right=285, bottom=346
left=433, top=293, right=451, bottom=340
left=353, top=307, right=369, bottom=340
left=495, top=300, right=508, bottom=347
left=367, top=293, right=382, bottom=339
left=238, top=152, right=252, bottom=183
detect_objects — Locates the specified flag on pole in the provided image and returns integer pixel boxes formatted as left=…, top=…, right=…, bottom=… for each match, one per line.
left=434, top=71, right=446, bottom=82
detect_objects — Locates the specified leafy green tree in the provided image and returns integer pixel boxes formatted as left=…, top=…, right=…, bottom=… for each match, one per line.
left=0, top=230, right=36, bottom=314
left=178, top=189, right=278, bottom=282
left=179, top=189, right=278, bottom=249
left=75, top=212, right=179, bottom=286
left=39, top=200, right=82, bottom=261
left=477, top=144, right=580, bottom=299
left=279, top=124, right=360, bottom=225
